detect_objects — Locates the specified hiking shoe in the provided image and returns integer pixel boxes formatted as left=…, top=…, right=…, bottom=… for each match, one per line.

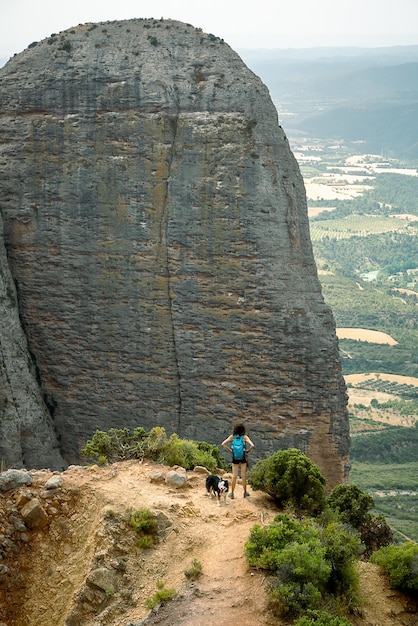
left=243, top=492, right=250, bottom=498
left=228, top=493, right=234, bottom=499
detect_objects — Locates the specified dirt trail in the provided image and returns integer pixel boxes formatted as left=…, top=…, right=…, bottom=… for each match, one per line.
left=2, top=460, right=417, bottom=626
left=94, top=461, right=277, bottom=625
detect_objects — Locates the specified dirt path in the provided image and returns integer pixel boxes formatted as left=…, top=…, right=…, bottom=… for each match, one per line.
left=95, top=462, right=277, bottom=625
left=3, top=460, right=417, bottom=626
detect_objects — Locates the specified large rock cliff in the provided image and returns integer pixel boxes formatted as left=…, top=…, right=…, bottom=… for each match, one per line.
left=0, top=215, right=64, bottom=468
left=0, top=19, right=349, bottom=485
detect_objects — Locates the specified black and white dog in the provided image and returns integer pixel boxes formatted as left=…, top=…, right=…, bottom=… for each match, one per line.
left=206, top=474, right=229, bottom=506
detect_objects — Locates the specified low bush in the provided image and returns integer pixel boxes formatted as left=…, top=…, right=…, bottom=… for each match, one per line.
left=245, top=514, right=361, bottom=619
left=327, top=484, right=393, bottom=557
left=128, top=507, right=158, bottom=548
left=128, top=507, right=158, bottom=534
left=184, top=559, right=202, bottom=580
left=144, top=580, right=177, bottom=609
left=371, top=542, right=418, bottom=592
left=294, top=609, right=352, bottom=625
left=248, top=448, right=326, bottom=516
left=320, top=521, right=361, bottom=604
left=81, top=426, right=227, bottom=472
left=327, top=484, right=374, bottom=528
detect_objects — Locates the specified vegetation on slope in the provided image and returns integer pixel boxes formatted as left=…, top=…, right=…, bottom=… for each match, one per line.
left=81, top=426, right=227, bottom=472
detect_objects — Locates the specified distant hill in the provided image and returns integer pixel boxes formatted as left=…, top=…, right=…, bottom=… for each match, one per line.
left=297, top=101, right=418, bottom=158
left=241, top=46, right=418, bottom=158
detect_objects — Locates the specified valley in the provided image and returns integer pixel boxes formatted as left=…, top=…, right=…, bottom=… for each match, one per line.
left=242, top=44, right=418, bottom=540
left=292, top=137, right=418, bottom=541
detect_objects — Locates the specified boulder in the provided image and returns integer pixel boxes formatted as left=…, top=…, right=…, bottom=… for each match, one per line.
left=165, top=468, right=188, bottom=488
left=20, top=498, right=48, bottom=529
left=0, top=469, right=32, bottom=492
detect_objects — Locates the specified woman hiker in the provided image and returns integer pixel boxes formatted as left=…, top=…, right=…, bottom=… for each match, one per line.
left=221, top=423, right=254, bottom=498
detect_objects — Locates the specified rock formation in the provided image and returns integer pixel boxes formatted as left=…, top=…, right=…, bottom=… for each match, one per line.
left=0, top=216, right=64, bottom=469
left=0, top=19, right=349, bottom=486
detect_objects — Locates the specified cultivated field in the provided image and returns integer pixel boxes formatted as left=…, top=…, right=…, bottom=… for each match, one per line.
left=346, top=373, right=418, bottom=387
left=309, top=215, right=416, bottom=241
left=336, top=328, right=398, bottom=345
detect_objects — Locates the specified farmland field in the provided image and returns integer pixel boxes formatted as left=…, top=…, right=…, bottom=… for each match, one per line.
left=295, top=141, right=418, bottom=541
left=336, top=328, right=398, bottom=344
left=309, top=214, right=417, bottom=240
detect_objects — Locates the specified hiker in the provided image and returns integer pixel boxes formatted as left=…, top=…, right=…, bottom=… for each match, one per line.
left=221, top=423, right=254, bottom=499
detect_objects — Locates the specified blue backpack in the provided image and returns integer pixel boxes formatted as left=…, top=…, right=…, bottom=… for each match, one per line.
left=232, top=434, right=246, bottom=461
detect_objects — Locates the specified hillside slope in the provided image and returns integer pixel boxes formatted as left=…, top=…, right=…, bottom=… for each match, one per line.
left=1, top=461, right=416, bottom=626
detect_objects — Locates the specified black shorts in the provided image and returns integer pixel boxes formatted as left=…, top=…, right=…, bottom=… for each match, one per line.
left=232, top=457, right=247, bottom=465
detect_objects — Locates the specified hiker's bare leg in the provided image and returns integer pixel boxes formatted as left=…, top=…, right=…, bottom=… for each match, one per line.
left=241, top=463, right=248, bottom=493
left=231, top=463, right=239, bottom=493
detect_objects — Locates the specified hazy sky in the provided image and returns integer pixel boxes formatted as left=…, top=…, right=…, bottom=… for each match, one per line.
left=2, top=0, right=418, bottom=61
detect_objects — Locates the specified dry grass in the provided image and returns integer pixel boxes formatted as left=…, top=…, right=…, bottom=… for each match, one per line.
left=336, top=328, right=398, bottom=345
left=345, top=373, right=418, bottom=387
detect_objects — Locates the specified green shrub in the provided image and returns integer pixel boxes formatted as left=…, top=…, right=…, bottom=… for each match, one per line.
left=59, top=39, right=72, bottom=52
left=81, top=426, right=227, bottom=472
left=327, top=484, right=374, bottom=529
left=128, top=507, right=158, bottom=535
left=245, top=515, right=361, bottom=618
left=371, top=542, right=418, bottom=592
left=158, top=432, right=221, bottom=472
left=245, top=514, right=307, bottom=569
left=358, top=514, right=393, bottom=557
left=248, top=449, right=326, bottom=516
left=81, top=427, right=147, bottom=462
left=128, top=507, right=158, bottom=548
left=320, top=521, right=361, bottom=606
left=327, top=484, right=393, bottom=557
left=184, top=559, right=202, bottom=580
left=268, top=580, right=322, bottom=618
left=294, top=609, right=352, bottom=625
left=274, top=536, right=331, bottom=585
left=138, top=535, right=153, bottom=549
left=144, top=580, right=177, bottom=609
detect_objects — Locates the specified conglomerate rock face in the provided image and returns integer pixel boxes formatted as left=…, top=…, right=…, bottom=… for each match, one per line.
left=0, top=19, right=349, bottom=485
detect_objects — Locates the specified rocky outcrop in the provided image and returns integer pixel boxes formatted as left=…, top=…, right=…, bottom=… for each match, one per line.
left=0, top=19, right=349, bottom=486
left=0, top=216, right=64, bottom=469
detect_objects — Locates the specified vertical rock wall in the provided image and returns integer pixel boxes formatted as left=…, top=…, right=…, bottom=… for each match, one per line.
left=0, top=216, right=64, bottom=469
left=0, top=19, right=349, bottom=486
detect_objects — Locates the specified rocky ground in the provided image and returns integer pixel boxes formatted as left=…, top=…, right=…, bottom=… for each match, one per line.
left=0, top=460, right=417, bottom=626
